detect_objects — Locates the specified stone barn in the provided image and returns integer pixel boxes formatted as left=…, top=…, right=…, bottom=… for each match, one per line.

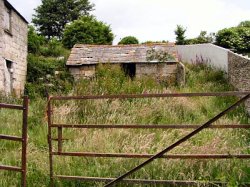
left=67, top=44, right=184, bottom=83
left=0, top=0, right=28, bottom=96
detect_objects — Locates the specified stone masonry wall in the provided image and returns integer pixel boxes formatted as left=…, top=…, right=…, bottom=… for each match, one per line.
left=0, top=0, right=28, bottom=96
left=69, top=65, right=96, bottom=80
left=136, top=63, right=177, bottom=83
left=69, top=62, right=179, bottom=84
left=228, top=52, right=250, bottom=113
left=0, top=0, right=5, bottom=91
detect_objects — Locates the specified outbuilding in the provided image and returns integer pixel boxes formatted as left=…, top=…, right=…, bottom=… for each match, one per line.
left=67, top=43, right=184, bottom=83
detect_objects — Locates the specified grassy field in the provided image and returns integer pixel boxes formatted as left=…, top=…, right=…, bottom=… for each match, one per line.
left=0, top=64, right=249, bottom=187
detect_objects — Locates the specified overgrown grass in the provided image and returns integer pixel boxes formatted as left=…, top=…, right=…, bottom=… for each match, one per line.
left=0, top=63, right=249, bottom=187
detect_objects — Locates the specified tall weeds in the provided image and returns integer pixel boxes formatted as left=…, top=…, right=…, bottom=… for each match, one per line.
left=0, top=63, right=249, bottom=186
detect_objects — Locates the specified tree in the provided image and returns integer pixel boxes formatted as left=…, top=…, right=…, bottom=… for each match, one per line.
left=216, top=27, right=250, bottom=53
left=174, top=25, right=186, bottom=45
left=62, top=16, right=114, bottom=48
left=196, top=31, right=214, bottom=43
left=32, top=0, right=94, bottom=39
left=238, top=20, right=250, bottom=28
left=28, top=25, right=46, bottom=54
left=118, top=36, right=139, bottom=45
left=185, top=31, right=214, bottom=44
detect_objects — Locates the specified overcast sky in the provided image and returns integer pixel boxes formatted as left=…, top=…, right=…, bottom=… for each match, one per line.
left=7, top=0, right=250, bottom=44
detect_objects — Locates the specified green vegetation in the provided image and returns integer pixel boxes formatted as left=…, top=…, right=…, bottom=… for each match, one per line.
left=185, top=31, right=214, bottom=45
left=146, top=49, right=176, bottom=62
left=25, top=54, right=73, bottom=98
left=26, top=26, right=73, bottom=99
left=1, top=64, right=249, bottom=186
left=32, top=0, right=94, bottom=39
left=118, top=36, right=139, bottom=45
left=216, top=26, right=250, bottom=53
left=238, top=21, right=250, bottom=28
left=174, top=25, right=187, bottom=45
left=142, top=40, right=169, bottom=44
left=174, top=21, right=250, bottom=55
left=174, top=25, right=214, bottom=45
left=62, top=16, right=114, bottom=48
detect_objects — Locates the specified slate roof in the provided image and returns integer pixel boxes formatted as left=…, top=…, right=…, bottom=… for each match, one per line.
left=67, top=43, right=177, bottom=66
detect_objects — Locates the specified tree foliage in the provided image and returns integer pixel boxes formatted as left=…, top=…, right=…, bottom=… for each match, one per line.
left=174, top=25, right=186, bottom=45
left=32, top=0, right=94, bottom=39
left=62, top=16, right=114, bottom=48
left=216, top=26, right=250, bottom=53
left=26, top=54, right=73, bottom=98
left=238, top=20, right=250, bottom=28
left=28, top=25, right=46, bottom=54
left=186, top=31, right=214, bottom=44
left=118, top=36, right=139, bottom=45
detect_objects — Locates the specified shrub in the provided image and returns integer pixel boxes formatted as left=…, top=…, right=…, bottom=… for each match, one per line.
left=146, top=49, right=175, bottom=62
left=25, top=54, right=73, bottom=98
left=216, top=27, right=250, bottom=53
left=118, top=36, right=139, bottom=45
left=62, top=16, right=114, bottom=48
left=40, top=38, right=69, bottom=57
left=74, top=64, right=164, bottom=95
left=142, top=40, right=169, bottom=44
left=186, top=31, right=214, bottom=44
left=28, top=25, right=46, bottom=54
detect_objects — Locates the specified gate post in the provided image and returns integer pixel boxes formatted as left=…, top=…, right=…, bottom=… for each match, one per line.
left=21, top=96, right=29, bottom=187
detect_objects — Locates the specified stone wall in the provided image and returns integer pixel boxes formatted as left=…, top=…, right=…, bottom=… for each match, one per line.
left=69, top=62, right=179, bottom=84
left=0, top=0, right=28, bottom=96
left=228, top=52, right=250, bottom=113
left=69, top=65, right=96, bottom=80
left=136, top=62, right=177, bottom=83
left=0, top=1, right=4, bottom=92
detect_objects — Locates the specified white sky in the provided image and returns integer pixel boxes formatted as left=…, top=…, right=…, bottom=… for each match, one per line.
left=7, top=0, right=250, bottom=44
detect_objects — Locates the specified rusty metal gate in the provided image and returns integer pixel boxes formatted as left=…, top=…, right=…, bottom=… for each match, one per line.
left=0, top=96, right=29, bottom=187
left=47, top=92, right=250, bottom=186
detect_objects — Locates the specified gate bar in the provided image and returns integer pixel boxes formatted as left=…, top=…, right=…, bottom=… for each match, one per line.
left=0, top=103, right=24, bottom=110
left=51, top=124, right=250, bottom=129
left=104, top=94, right=250, bottom=186
left=54, top=175, right=232, bottom=186
left=0, top=165, right=22, bottom=172
left=52, top=152, right=250, bottom=159
left=0, top=134, right=23, bottom=141
left=50, top=91, right=250, bottom=100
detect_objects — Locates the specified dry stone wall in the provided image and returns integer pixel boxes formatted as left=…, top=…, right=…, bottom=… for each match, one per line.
left=228, top=52, right=250, bottom=113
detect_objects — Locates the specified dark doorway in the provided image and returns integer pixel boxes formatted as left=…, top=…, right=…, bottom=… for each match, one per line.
left=122, top=63, right=136, bottom=78
left=5, top=59, right=14, bottom=94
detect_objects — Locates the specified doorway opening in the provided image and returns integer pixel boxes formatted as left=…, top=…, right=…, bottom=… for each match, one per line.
left=122, top=63, right=136, bottom=79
